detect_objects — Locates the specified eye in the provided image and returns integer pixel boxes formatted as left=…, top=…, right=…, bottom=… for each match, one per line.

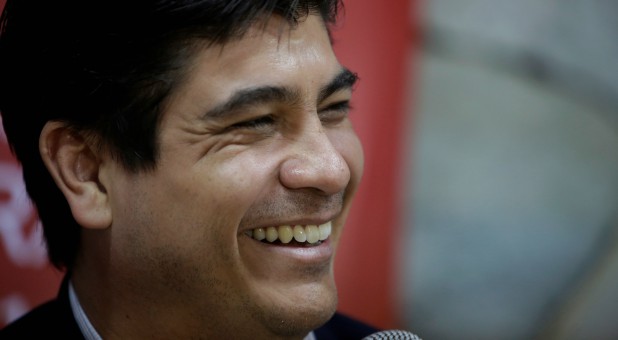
left=325, top=101, right=351, bottom=113
left=319, top=100, right=351, bottom=124
left=228, top=115, right=275, bottom=130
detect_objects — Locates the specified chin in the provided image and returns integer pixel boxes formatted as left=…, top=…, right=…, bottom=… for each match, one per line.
left=265, top=296, right=338, bottom=337
left=256, top=282, right=339, bottom=337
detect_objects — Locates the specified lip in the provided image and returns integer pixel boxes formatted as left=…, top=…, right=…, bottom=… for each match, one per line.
left=239, top=232, right=334, bottom=264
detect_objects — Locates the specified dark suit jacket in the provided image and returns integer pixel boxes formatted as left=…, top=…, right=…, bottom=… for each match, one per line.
left=1, top=278, right=378, bottom=339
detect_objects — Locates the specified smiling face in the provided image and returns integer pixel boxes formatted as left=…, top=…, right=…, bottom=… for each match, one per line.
left=99, top=14, right=363, bottom=338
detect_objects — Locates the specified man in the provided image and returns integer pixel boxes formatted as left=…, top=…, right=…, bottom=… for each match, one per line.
left=0, top=0, right=373, bottom=338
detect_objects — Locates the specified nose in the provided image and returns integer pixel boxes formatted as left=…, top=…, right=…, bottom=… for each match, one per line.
left=279, top=126, right=350, bottom=195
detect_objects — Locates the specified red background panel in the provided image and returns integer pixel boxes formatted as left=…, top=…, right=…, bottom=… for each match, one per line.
left=333, top=0, right=416, bottom=329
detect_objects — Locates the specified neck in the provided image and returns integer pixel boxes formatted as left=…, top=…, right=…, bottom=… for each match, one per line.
left=71, top=258, right=311, bottom=339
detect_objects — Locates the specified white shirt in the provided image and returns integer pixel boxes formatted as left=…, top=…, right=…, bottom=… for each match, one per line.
left=68, top=282, right=103, bottom=340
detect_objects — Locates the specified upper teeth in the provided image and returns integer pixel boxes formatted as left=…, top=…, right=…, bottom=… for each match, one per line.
left=247, top=221, right=332, bottom=244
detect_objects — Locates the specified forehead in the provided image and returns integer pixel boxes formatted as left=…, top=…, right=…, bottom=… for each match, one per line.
left=169, top=15, right=341, bottom=105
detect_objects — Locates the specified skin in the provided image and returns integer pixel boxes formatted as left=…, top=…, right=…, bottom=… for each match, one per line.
left=42, top=14, right=363, bottom=339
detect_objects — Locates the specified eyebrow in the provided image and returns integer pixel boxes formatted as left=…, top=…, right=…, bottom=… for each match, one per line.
left=317, top=68, right=358, bottom=103
left=202, top=67, right=358, bottom=119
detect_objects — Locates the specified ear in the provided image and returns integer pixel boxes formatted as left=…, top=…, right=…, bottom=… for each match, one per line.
left=39, top=121, right=112, bottom=229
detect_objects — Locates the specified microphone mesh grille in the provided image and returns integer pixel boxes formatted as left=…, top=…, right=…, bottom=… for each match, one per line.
left=362, top=329, right=422, bottom=340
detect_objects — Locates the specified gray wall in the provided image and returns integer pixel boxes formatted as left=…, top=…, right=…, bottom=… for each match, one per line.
left=402, top=1, right=618, bottom=339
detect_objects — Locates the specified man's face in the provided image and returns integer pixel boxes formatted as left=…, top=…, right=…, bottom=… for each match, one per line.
left=103, top=14, right=363, bottom=337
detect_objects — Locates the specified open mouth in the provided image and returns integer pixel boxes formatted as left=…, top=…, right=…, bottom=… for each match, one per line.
left=244, top=221, right=331, bottom=246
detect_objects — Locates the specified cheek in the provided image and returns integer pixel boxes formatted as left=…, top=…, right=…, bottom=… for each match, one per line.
left=208, top=149, right=280, bottom=208
left=110, top=176, right=232, bottom=280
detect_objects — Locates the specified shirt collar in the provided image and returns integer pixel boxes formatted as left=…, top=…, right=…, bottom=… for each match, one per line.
left=68, top=281, right=103, bottom=340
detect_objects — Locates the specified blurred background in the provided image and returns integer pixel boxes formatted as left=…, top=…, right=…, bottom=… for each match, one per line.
left=404, top=1, right=618, bottom=339
left=2, top=0, right=618, bottom=339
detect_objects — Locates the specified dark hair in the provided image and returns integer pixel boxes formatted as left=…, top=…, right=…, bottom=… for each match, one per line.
left=0, top=0, right=343, bottom=269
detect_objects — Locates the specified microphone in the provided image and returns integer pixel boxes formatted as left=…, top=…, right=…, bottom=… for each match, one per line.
left=362, top=330, right=422, bottom=340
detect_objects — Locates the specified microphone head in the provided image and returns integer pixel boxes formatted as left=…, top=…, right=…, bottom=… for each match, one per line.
left=362, top=329, right=422, bottom=340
